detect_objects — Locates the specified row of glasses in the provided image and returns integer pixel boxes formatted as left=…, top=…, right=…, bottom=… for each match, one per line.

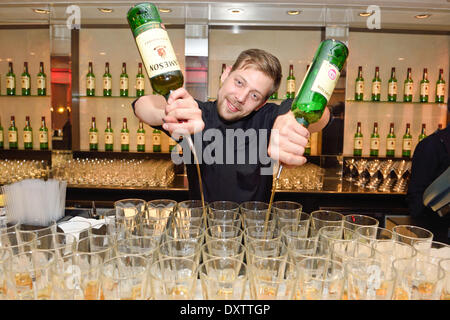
left=276, top=163, right=325, bottom=191
left=0, top=159, right=50, bottom=185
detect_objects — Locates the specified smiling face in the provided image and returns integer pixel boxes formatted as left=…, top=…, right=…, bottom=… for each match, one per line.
left=216, top=65, right=274, bottom=122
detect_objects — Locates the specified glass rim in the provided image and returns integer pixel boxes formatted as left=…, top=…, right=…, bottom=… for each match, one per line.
left=148, top=256, right=198, bottom=280
left=310, top=210, right=344, bottom=221
left=239, top=201, right=269, bottom=211
left=198, top=256, right=247, bottom=280
left=392, top=224, right=434, bottom=239
left=271, top=200, right=303, bottom=210
left=147, top=199, right=177, bottom=207
left=208, top=200, right=240, bottom=211
left=177, top=199, right=207, bottom=209
left=343, top=214, right=379, bottom=225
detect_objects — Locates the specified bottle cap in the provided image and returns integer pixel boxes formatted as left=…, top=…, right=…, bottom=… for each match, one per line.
left=42, top=116, right=45, bottom=121
left=123, top=117, right=127, bottom=122
left=374, top=122, right=378, bottom=126
left=11, top=116, right=15, bottom=120
left=92, top=117, right=95, bottom=121
left=406, top=123, right=410, bottom=128
left=107, top=117, right=111, bottom=121
left=26, top=116, right=30, bottom=121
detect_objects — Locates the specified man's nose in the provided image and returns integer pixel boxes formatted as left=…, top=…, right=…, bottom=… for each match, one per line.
left=235, top=89, right=248, bottom=103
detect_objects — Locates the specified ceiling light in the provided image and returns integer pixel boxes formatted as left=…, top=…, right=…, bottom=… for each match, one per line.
left=287, top=10, right=301, bottom=16
left=159, top=8, right=172, bottom=13
left=415, top=14, right=431, bottom=19
left=398, top=57, right=405, bottom=61
left=33, top=9, right=50, bottom=14
left=228, top=8, right=244, bottom=14
left=359, top=12, right=373, bottom=17
left=98, top=8, right=114, bottom=13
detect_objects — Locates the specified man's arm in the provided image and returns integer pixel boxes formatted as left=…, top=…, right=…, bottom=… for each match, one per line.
left=133, top=94, right=167, bottom=127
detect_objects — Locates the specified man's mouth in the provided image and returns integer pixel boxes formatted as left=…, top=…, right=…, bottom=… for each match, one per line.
left=226, top=100, right=239, bottom=113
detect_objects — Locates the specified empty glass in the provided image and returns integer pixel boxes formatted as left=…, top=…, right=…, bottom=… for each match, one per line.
left=36, top=233, right=77, bottom=258
left=392, top=225, right=433, bottom=246
left=205, top=225, right=243, bottom=243
left=158, top=239, right=201, bottom=264
left=439, top=259, right=450, bottom=300
left=116, top=236, right=159, bottom=261
left=201, top=239, right=246, bottom=262
left=76, top=235, right=116, bottom=261
left=244, top=225, right=280, bottom=246
left=413, top=240, right=450, bottom=264
left=309, top=210, right=344, bottom=237
left=175, top=200, right=206, bottom=230
left=247, top=239, right=288, bottom=265
left=240, top=201, right=272, bottom=229
left=343, top=214, right=379, bottom=233
left=271, top=201, right=303, bottom=230
left=114, top=199, right=146, bottom=220
left=207, top=201, right=240, bottom=227
left=355, top=226, right=394, bottom=245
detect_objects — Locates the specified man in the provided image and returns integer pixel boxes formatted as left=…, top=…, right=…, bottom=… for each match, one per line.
left=132, top=49, right=330, bottom=203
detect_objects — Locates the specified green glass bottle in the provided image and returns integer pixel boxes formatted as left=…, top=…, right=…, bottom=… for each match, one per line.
left=105, top=117, right=114, bottom=151
left=387, top=67, right=397, bottom=102
left=418, top=123, right=427, bottom=143
left=121, top=118, right=130, bottom=152
left=419, top=68, right=429, bottom=103
left=290, top=39, right=349, bottom=127
left=371, top=66, right=381, bottom=102
left=169, top=134, right=177, bottom=152
left=6, top=62, right=16, bottom=96
left=353, top=122, right=363, bottom=156
left=21, top=62, right=31, bottom=96
left=127, top=3, right=184, bottom=99
left=402, top=123, right=412, bottom=158
left=120, top=62, right=129, bottom=97
left=39, top=116, right=48, bottom=150
left=304, top=138, right=311, bottom=156
left=136, top=62, right=145, bottom=97
left=8, top=116, right=18, bottom=150
left=0, top=117, right=4, bottom=149
left=436, top=68, right=445, bottom=103
left=386, top=123, right=396, bottom=158
left=269, top=92, right=278, bottom=100
left=23, top=116, right=33, bottom=149
left=152, top=129, right=161, bottom=152
left=403, top=67, right=413, bottom=102
left=103, top=62, right=112, bottom=97
left=137, top=121, right=146, bottom=152
left=86, top=62, right=95, bottom=96
left=37, top=62, right=47, bottom=96
left=355, top=66, right=364, bottom=101
left=286, top=64, right=296, bottom=99
left=89, top=117, right=98, bottom=151
left=370, top=122, right=380, bottom=157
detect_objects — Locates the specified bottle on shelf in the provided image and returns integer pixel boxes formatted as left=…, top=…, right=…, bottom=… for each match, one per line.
left=269, top=91, right=278, bottom=100
left=120, top=62, right=129, bottom=97
left=353, top=122, right=363, bottom=156
left=23, top=116, right=33, bottom=150
left=86, top=62, right=95, bottom=96
left=419, top=68, right=430, bottom=103
left=402, top=123, right=412, bottom=158
left=436, top=68, right=446, bottom=103
left=37, top=62, right=47, bottom=96
left=371, top=66, right=381, bottom=102
left=387, top=67, right=397, bottom=102
left=8, top=116, right=18, bottom=150
left=137, top=121, right=146, bottom=152
left=219, top=63, right=226, bottom=89
left=370, top=122, right=380, bottom=157
left=152, top=128, right=161, bottom=152
left=127, top=3, right=184, bottom=99
left=136, top=62, right=145, bottom=97
left=169, top=135, right=177, bottom=152
left=0, top=117, right=3, bottom=149
left=286, top=64, right=296, bottom=99
left=89, top=117, right=98, bottom=151
left=6, top=62, right=16, bottom=96
left=103, top=62, right=112, bottom=97
left=354, top=66, right=364, bottom=101
left=418, top=123, right=427, bottom=142
left=105, top=117, right=114, bottom=151
left=120, top=118, right=130, bottom=152
left=386, top=122, right=396, bottom=158
left=403, top=67, right=413, bottom=102
left=21, top=62, right=31, bottom=96
left=39, top=116, right=48, bottom=150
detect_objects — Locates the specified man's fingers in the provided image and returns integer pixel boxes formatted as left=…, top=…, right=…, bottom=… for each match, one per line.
left=167, top=87, right=189, bottom=104
left=162, top=120, right=204, bottom=135
left=278, top=150, right=307, bottom=167
left=165, top=107, right=201, bottom=122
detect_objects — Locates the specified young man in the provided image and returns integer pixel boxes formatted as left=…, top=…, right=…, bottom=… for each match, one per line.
left=132, top=49, right=330, bottom=203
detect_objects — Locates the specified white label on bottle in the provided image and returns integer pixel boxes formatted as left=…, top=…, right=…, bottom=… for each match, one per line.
left=23, top=131, right=32, bottom=143
left=286, top=79, right=296, bottom=93
left=121, top=133, right=129, bottom=145
left=354, top=137, right=363, bottom=149
left=355, top=80, right=364, bottom=94
left=136, top=27, right=180, bottom=78
left=153, top=134, right=161, bottom=145
left=8, top=130, right=17, bottom=143
left=372, top=81, right=381, bottom=95
left=137, top=132, right=145, bottom=145
left=387, top=138, right=396, bottom=150
left=39, top=131, right=48, bottom=143
left=311, top=60, right=340, bottom=102
left=105, top=132, right=114, bottom=144
left=103, top=77, right=112, bottom=90
left=120, top=77, right=129, bottom=90
left=388, top=82, right=397, bottom=96
left=403, top=138, right=412, bottom=151
left=370, top=138, right=380, bottom=150
left=37, top=76, right=46, bottom=90
left=420, top=83, right=429, bottom=96
left=136, top=78, right=145, bottom=90
left=86, top=76, right=95, bottom=90
left=437, top=83, right=445, bottom=97
left=404, top=83, right=413, bottom=95
left=21, top=76, right=30, bottom=89
left=89, top=132, right=98, bottom=144
left=6, top=76, right=14, bottom=89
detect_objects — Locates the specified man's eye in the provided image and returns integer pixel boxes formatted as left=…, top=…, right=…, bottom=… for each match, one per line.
left=252, top=93, right=260, bottom=101
left=235, top=79, right=243, bottom=86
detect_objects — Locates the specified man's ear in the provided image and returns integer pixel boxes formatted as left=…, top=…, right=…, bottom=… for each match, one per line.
left=220, top=65, right=232, bottom=84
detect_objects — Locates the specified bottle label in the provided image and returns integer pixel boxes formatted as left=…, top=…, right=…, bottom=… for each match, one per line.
left=372, top=81, right=381, bottom=95
left=23, top=131, right=32, bottom=143
left=355, top=80, right=364, bottom=94
left=403, top=138, right=412, bottom=151
left=137, top=132, right=145, bottom=145
left=370, top=137, right=380, bottom=150
left=39, top=131, right=48, bottom=143
left=436, top=83, right=445, bottom=96
left=9, top=131, right=17, bottom=143
left=311, top=60, right=340, bottom=102
left=420, top=83, right=429, bottom=96
left=153, top=134, right=161, bottom=145
left=404, top=83, right=413, bottom=95
left=21, top=76, right=30, bottom=89
left=136, top=78, right=145, bottom=90
left=135, top=25, right=181, bottom=79
left=121, top=133, right=129, bottom=145
left=388, top=82, right=397, bottom=95
left=37, top=76, right=46, bottom=90
left=354, top=137, right=363, bottom=150
left=120, top=77, right=129, bottom=90
left=387, top=138, right=396, bottom=150
left=286, top=79, right=296, bottom=93
left=6, top=76, right=14, bottom=89
left=89, top=132, right=98, bottom=144
left=86, top=76, right=95, bottom=90
left=103, top=77, right=112, bottom=90
left=105, top=132, right=114, bottom=144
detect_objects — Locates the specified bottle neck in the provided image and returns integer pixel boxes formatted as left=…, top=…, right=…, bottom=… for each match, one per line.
left=122, top=66, right=126, bottom=74
left=91, top=121, right=96, bottom=129
left=423, top=71, right=428, bottom=80
left=389, top=127, right=394, bottom=134
left=439, top=71, right=443, bottom=80
left=23, top=65, right=28, bottom=73
left=391, top=70, right=395, bottom=79
left=358, top=68, right=362, bottom=78
left=405, top=127, right=410, bottom=135
left=105, top=65, right=109, bottom=73
left=123, top=122, right=127, bottom=130
left=289, top=67, right=294, bottom=77
left=139, top=122, right=143, bottom=129
left=373, top=126, right=378, bottom=134
left=421, top=127, right=426, bottom=135
left=9, top=64, right=13, bottom=73
left=40, top=64, right=44, bottom=73
left=107, top=121, right=111, bottom=129
left=89, top=65, right=93, bottom=73
left=356, top=126, right=361, bottom=134
left=10, top=120, right=15, bottom=127
left=25, top=120, right=30, bottom=127
left=375, top=70, right=379, bottom=78
left=41, top=120, right=46, bottom=127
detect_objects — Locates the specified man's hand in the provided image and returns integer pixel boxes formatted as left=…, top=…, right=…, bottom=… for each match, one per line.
left=268, top=111, right=309, bottom=167
left=162, top=88, right=205, bottom=138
